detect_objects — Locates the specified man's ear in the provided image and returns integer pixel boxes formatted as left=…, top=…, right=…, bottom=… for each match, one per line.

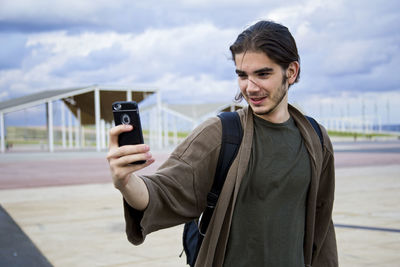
left=286, top=61, right=300, bottom=84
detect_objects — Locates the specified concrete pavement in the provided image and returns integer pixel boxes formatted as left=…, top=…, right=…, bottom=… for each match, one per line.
left=1, top=141, right=400, bottom=266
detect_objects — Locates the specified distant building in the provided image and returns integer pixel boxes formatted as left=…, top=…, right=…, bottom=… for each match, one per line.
left=0, top=85, right=159, bottom=153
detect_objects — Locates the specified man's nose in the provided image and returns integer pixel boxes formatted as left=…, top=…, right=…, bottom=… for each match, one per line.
left=247, top=78, right=260, bottom=91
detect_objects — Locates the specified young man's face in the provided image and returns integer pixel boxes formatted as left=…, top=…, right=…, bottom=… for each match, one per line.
left=234, top=51, right=298, bottom=122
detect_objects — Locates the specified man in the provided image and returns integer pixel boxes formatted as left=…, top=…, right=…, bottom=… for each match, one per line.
left=107, top=20, right=338, bottom=266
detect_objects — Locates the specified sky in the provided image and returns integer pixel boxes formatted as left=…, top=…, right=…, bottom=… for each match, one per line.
left=0, top=0, right=400, bottom=126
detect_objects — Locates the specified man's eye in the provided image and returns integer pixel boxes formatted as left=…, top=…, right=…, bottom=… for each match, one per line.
left=237, top=73, right=247, bottom=79
left=258, top=72, right=270, bottom=77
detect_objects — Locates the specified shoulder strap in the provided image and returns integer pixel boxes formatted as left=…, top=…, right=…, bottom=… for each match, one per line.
left=305, top=116, right=324, bottom=149
left=198, top=111, right=243, bottom=235
left=211, top=112, right=243, bottom=197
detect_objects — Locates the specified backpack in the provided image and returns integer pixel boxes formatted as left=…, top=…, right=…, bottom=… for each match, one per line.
left=181, top=113, right=323, bottom=267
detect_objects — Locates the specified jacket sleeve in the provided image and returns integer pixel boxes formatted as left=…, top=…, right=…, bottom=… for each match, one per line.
left=312, top=128, right=338, bottom=267
left=123, top=117, right=222, bottom=245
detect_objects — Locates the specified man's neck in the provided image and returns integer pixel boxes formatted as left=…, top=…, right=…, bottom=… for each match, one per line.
left=253, top=102, right=290, bottom=124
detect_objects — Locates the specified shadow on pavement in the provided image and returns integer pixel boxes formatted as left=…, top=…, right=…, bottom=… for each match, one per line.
left=0, top=205, right=53, bottom=267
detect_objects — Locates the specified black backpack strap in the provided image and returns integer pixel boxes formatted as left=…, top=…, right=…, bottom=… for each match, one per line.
left=209, top=112, right=243, bottom=202
left=305, top=116, right=324, bottom=149
left=198, top=111, right=243, bottom=236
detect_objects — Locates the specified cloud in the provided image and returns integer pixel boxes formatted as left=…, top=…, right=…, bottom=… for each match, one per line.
left=52, top=43, right=129, bottom=76
left=0, top=0, right=298, bottom=34
left=0, top=23, right=238, bottom=99
left=0, top=33, right=31, bottom=69
left=263, top=0, right=400, bottom=96
left=0, top=90, right=9, bottom=101
left=120, top=24, right=237, bottom=81
left=151, top=73, right=238, bottom=104
left=1, top=0, right=400, bottom=123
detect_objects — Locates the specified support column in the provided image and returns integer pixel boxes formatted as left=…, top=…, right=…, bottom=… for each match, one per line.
left=149, top=109, right=156, bottom=148
left=75, top=108, right=81, bottom=149
left=68, top=110, right=73, bottom=148
left=0, top=112, right=5, bottom=153
left=163, top=109, right=169, bottom=147
left=61, top=101, right=66, bottom=149
left=81, top=126, right=85, bottom=148
left=173, top=116, right=178, bottom=146
left=47, top=101, right=54, bottom=152
left=156, top=90, right=162, bottom=149
left=105, top=122, right=111, bottom=148
left=95, top=88, right=101, bottom=152
left=126, top=90, right=132, bottom=101
left=378, top=117, right=382, bottom=132
left=100, top=119, right=106, bottom=150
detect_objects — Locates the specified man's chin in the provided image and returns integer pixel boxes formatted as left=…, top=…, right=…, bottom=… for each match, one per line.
left=252, top=106, right=272, bottom=116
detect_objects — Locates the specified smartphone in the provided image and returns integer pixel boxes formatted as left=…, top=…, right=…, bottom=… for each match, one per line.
left=112, top=101, right=146, bottom=164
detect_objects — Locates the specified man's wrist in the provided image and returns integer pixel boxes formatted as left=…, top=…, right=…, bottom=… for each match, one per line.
left=114, top=173, right=132, bottom=191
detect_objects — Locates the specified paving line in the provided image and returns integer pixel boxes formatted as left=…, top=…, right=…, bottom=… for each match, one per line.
left=335, top=223, right=400, bottom=233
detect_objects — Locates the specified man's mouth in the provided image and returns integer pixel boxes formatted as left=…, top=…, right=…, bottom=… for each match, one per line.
left=249, top=96, right=267, bottom=105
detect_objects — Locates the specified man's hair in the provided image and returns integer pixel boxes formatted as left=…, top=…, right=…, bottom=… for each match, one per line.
left=230, top=20, right=300, bottom=101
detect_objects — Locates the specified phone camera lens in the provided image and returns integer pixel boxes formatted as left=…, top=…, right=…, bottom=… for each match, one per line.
left=121, top=114, right=131, bottom=125
left=113, top=103, right=122, bottom=111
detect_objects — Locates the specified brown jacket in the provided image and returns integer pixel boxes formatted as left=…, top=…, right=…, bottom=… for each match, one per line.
left=123, top=104, right=338, bottom=267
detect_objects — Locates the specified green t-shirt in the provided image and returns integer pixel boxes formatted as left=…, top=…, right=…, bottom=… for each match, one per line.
left=223, top=115, right=311, bottom=267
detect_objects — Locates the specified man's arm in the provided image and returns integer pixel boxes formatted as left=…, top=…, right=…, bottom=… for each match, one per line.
left=106, top=124, right=155, bottom=211
left=312, top=131, right=338, bottom=267
left=111, top=116, right=222, bottom=245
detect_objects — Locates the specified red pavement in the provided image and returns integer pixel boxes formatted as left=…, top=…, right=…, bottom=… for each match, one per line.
left=1, top=141, right=400, bottom=190
left=334, top=151, right=400, bottom=168
left=0, top=152, right=169, bottom=190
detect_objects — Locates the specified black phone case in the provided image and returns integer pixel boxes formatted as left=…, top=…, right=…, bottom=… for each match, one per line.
left=112, top=101, right=145, bottom=164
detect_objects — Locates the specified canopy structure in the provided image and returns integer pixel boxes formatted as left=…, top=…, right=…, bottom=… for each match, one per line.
left=165, top=102, right=245, bottom=127
left=0, top=85, right=160, bottom=153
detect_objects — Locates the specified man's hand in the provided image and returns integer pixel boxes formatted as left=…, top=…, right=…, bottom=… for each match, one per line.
left=107, top=124, right=155, bottom=190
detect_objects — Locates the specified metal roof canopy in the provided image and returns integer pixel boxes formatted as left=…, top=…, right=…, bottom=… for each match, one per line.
left=0, top=85, right=157, bottom=122
left=0, top=85, right=159, bottom=152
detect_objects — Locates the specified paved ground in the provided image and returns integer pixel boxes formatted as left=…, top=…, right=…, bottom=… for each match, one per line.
left=0, top=140, right=400, bottom=266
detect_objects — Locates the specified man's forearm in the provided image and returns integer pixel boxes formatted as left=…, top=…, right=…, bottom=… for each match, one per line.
left=119, top=173, right=149, bottom=211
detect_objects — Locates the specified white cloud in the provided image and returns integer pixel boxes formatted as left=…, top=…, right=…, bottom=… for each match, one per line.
left=261, top=0, right=400, bottom=94
left=1, top=0, right=400, bottom=124
left=150, top=73, right=237, bottom=103
left=26, top=31, right=126, bottom=56
left=0, top=90, right=8, bottom=101
left=0, top=23, right=238, bottom=99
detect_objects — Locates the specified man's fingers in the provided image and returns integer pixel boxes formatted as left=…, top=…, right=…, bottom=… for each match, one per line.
left=109, top=124, right=133, bottom=149
left=114, top=151, right=153, bottom=166
left=108, top=144, right=150, bottom=160
left=111, top=156, right=155, bottom=183
left=124, top=157, right=155, bottom=173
